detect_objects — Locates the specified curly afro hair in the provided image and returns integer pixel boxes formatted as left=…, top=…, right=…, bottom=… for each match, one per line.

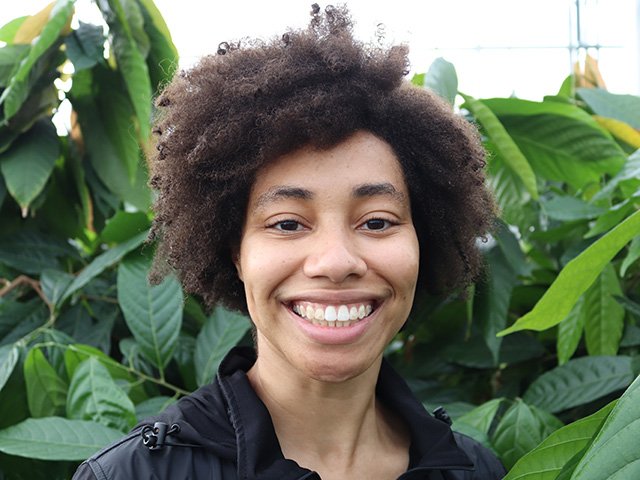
left=147, top=4, right=496, bottom=315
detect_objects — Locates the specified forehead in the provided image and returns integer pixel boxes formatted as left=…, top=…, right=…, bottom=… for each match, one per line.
left=248, top=131, right=408, bottom=206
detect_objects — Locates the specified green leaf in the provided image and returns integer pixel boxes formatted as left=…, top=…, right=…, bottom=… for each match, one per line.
left=59, top=230, right=147, bottom=305
left=0, top=16, right=29, bottom=44
left=456, top=398, right=505, bottom=434
left=461, top=94, right=539, bottom=200
left=585, top=200, right=635, bottom=239
left=96, top=0, right=152, bottom=142
left=522, top=355, right=634, bottom=413
left=195, top=307, right=251, bottom=386
left=0, top=44, right=29, bottom=87
left=423, top=57, right=458, bottom=106
left=620, top=234, right=640, bottom=277
left=541, top=195, right=606, bottom=221
left=0, top=343, right=19, bottom=392
left=499, top=209, right=640, bottom=336
left=0, top=417, right=123, bottom=461
left=0, top=299, right=47, bottom=346
left=571, top=373, right=640, bottom=479
left=583, top=264, right=624, bottom=356
left=493, top=400, right=562, bottom=470
left=64, top=22, right=106, bottom=71
left=101, top=211, right=151, bottom=243
left=504, top=401, right=615, bottom=480
left=591, top=150, right=640, bottom=203
left=24, top=348, right=67, bottom=418
left=136, top=0, right=178, bottom=89
left=0, top=119, right=59, bottom=211
left=118, top=253, right=183, bottom=371
left=40, top=268, right=74, bottom=310
left=0, top=229, right=76, bottom=275
left=67, top=357, right=137, bottom=432
left=556, top=296, right=584, bottom=365
left=70, top=67, right=151, bottom=208
left=0, top=0, right=75, bottom=119
left=578, top=88, right=640, bottom=130
left=501, top=113, right=625, bottom=190
left=473, top=247, right=515, bottom=365
left=135, top=395, right=176, bottom=422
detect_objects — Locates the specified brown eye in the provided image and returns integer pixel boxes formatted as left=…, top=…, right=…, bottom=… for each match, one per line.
left=276, top=220, right=302, bottom=231
left=364, top=219, right=388, bottom=230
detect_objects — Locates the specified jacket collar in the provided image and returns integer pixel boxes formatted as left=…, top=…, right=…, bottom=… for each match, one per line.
left=214, top=347, right=473, bottom=480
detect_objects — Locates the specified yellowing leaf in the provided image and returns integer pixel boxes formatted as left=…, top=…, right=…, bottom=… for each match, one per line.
left=14, top=1, right=73, bottom=44
left=594, top=116, right=640, bottom=149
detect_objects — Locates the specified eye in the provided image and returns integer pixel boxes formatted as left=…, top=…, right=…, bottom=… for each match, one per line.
left=362, top=218, right=396, bottom=231
left=269, top=220, right=304, bottom=231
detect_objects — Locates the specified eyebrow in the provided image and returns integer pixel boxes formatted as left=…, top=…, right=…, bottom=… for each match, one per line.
left=252, top=182, right=407, bottom=211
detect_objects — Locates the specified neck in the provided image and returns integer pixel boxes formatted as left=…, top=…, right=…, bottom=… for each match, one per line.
left=247, top=340, right=410, bottom=479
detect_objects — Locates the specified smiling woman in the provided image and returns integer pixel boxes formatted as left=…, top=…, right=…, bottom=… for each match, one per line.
left=72, top=4, right=503, bottom=480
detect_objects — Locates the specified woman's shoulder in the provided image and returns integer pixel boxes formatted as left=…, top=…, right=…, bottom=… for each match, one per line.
left=72, top=425, right=237, bottom=480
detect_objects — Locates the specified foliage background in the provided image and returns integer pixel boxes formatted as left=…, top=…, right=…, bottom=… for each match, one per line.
left=0, top=1, right=639, bottom=478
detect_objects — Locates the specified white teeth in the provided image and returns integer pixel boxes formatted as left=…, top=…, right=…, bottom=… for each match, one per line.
left=292, top=302, right=375, bottom=327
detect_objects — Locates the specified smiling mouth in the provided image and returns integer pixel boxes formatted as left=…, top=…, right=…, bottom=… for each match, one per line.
left=289, top=301, right=376, bottom=328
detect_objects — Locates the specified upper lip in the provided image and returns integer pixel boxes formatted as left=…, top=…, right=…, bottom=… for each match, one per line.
left=280, top=290, right=386, bottom=305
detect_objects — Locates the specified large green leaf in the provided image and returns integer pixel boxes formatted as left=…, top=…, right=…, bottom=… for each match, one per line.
left=541, top=195, right=606, bottom=221
left=67, top=357, right=137, bottom=432
left=571, top=373, right=640, bottom=479
left=64, top=22, right=106, bottom=71
left=0, top=118, right=59, bottom=211
left=461, top=94, right=539, bottom=200
left=577, top=88, right=640, bottom=130
left=556, top=297, right=584, bottom=365
left=0, top=44, right=29, bottom=87
left=195, top=307, right=251, bottom=386
left=0, top=299, right=48, bottom=346
left=522, top=356, right=634, bottom=413
left=0, top=417, right=123, bottom=461
left=59, top=230, right=147, bottom=305
left=422, top=57, right=458, bottom=106
left=0, top=229, right=76, bottom=275
left=499, top=113, right=626, bottom=190
left=493, top=400, right=563, bottom=470
left=0, top=16, right=29, bottom=44
left=118, top=253, right=183, bottom=371
left=0, top=343, right=19, bottom=392
left=24, top=348, right=67, bottom=418
left=473, top=246, right=515, bottom=365
left=504, top=401, right=615, bottom=480
left=582, top=264, right=624, bottom=356
left=136, top=0, right=178, bottom=89
left=0, top=0, right=75, bottom=119
left=456, top=398, right=505, bottom=434
left=96, top=0, right=152, bottom=142
left=591, top=149, right=640, bottom=203
left=484, top=97, right=604, bottom=127
left=621, top=234, right=640, bottom=277
left=70, top=68, right=151, bottom=208
left=499, top=209, right=640, bottom=335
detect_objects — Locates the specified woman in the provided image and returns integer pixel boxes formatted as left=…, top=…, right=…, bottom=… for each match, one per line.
left=74, top=5, right=504, bottom=479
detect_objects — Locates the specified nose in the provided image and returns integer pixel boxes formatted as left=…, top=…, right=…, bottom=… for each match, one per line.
left=302, top=228, right=367, bottom=283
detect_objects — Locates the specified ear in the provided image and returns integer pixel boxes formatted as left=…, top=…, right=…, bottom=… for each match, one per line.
left=232, top=249, right=243, bottom=282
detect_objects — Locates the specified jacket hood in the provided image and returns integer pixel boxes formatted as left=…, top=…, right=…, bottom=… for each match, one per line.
left=138, top=346, right=475, bottom=479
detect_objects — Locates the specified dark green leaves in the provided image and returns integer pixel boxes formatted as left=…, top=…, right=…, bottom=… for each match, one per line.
left=194, top=308, right=251, bottom=386
left=118, top=253, right=183, bottom=372
left=0, top=417, right=123, bottom=461
left=522, top=356, right=634, bottom=413
left=0, top=119, right=59, bottom=212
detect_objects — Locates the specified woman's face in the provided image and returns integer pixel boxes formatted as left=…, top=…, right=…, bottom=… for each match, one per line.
left=235, top=130, right=420, bottom=383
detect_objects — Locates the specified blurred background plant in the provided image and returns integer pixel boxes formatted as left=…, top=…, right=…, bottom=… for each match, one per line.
left=0, top=1, right=639, bottom=478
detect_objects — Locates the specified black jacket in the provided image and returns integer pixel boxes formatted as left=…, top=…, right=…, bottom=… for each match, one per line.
left=73, top=347, right=505, bottom=479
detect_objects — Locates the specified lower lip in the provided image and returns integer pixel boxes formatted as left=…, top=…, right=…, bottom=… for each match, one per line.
left=289, top=306, right=376, bottom=345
